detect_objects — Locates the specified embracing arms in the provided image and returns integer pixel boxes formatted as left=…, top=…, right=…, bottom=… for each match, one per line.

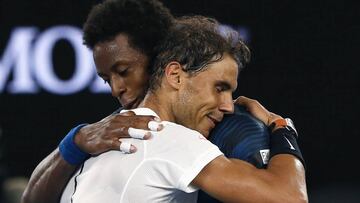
left=21, top=112, right=161, bottom=203
left=192, top=96, right=308, bottom=203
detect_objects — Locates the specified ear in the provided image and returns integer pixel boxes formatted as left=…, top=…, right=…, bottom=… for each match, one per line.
left=164, top=61, right=184, bottom=90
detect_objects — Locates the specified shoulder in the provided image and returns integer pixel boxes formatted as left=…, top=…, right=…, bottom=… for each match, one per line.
left=153, top=121, right=220, bottom=155
left=209, top=104, right=270, bottom=168
left=160, top=121, right=206, bottom=139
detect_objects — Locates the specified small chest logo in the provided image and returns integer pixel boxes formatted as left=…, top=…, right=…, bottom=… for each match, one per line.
left=259, top=149, right=270, bottom=164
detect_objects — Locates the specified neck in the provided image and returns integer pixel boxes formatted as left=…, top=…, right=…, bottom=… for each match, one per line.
left=138, top=89, right=176, bottom=122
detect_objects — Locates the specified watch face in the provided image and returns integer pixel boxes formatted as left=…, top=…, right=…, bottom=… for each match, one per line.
left=285, top=118, right=298, bottom=136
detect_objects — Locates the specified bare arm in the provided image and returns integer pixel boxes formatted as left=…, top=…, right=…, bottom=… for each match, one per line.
left=193, top=96, right=308, bottom=203
left=21, top=112, right=161, bottom=203
left=21, top=149, right=77, bottom=203
left=194, top=154, right=306, bottom=203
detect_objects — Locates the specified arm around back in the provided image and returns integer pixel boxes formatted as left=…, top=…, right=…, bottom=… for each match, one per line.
left=21, top=112, right=162, bottom=203
left=192, top=96, right=308, bottom=203
left=21, top=148, right=77, bottom=203
left=193, top=153, right=307, bottom=203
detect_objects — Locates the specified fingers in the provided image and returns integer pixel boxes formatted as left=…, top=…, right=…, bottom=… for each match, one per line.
left=127, top=119, right=164, bottom=139
left=120, top=111, right=161, bottom=123
left=130, top=120, right=163, bottom=139
left=234, top=96, right=255, bottom=106
left=108, top=139, right=136, bottom=154
left=148, top=121, right=164, bottom=131
left=119, top=141, right=136, bottom=153
left=119, top=111, right=136, bottom=116
left=77, top=113, right=164, bottom=155
left=104, top=115, right=164, bottom=140
left=234, top=96, right=282, bottom=126
left=107, top=126, right=160, bottom=153
left=128, top=127, right=152, bottom=139
left=111, top=121, right=163, bottom=140
left=114, top=114, right=162, bottom=131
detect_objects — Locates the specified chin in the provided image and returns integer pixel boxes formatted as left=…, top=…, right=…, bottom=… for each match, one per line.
left=124, top=98, right=141, bottom=109
left=130, top=99, right=141, bottom=109
left=200, top=130, right=210, bottom=138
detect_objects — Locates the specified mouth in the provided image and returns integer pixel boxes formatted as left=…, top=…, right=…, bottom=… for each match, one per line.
left=121, top=97, right=140, bottom=109
left=206, top=116, right=218, bottom=129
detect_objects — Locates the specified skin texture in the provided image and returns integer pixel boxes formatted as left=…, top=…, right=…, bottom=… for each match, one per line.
left=144, top=54, right=238, bottom=137
left=140, top=57, right=307, bottom=203
left=74, top=111, right=155, bottom=154
left=175, top=55, right=238, bottom=137
left=22, top=35, right=308, bottom=203
left=93, top=34, right=149, bottom=110
left=21, top=149, right=77, bottom=203
left=21, top=34, right=156, bottom=203
left=192, top=96, right=307, bottom=203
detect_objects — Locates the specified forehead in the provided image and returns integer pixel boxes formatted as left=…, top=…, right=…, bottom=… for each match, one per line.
left=93, top=33, right=147, bottom=69
left=200, top=54, right=238, bottom=89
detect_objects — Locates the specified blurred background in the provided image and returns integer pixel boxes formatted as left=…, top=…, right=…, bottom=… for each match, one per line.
left=0, top=0, right=359, bottom=202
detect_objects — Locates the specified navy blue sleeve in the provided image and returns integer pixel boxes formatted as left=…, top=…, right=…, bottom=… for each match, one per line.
left=197, top=104, right=270, bottom=203
left=209, top=105, right=270, bottom=167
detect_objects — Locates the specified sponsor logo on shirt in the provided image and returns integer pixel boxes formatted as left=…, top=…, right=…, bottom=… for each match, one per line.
left=260, top=149, right=270, bottom=165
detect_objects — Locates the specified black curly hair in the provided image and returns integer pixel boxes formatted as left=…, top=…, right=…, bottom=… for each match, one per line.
left=149, top=15, right=251, bottom=91
left=83, top=0, right=174, bottom=59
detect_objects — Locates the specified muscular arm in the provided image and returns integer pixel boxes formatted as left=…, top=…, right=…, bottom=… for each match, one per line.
left=21, top=112, right=161, bottom=203
left=193, top=154, right=307, bottom=203
left=21, top=149, right=77, bottom=203
left=193, top=96, right=308, bottom=203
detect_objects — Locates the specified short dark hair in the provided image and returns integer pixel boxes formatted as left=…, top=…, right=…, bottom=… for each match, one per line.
left=83, top=0, right=174, bottom=59
left=149, top=15, right=251, bottom=91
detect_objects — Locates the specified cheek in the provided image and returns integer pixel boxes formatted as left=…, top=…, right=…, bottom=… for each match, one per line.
left=134, top=76, right=148, bottom=89
left=198, top=84, right=217, bottom=102
left=179, top=88, right=194, bottom=106
left=126, top=71, right=149, bottom=91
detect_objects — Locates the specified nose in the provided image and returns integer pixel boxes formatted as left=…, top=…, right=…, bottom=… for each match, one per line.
left=219, top=93, right=234, bottom=114
left=110, top=75, right=126, bottom=98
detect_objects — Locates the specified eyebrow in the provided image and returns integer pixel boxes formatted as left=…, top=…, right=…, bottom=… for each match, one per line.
left=216, top=81, right=237, bottom=92
left=110, top=60, right=131, bottom=71
left=97, top=60, right=132, bottom=77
